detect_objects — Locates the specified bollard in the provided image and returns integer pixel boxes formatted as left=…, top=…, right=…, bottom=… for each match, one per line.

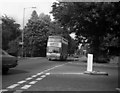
left=87, top=54, right=93, bottom=72
left=84, top=54, right=108, bottom=75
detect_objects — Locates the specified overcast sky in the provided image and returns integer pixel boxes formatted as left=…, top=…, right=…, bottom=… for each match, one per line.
left=0, top=0, right=57, bottom=28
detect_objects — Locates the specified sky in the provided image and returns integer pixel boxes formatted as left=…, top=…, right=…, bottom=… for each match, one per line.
left=0, top=0, right=76, bottom=39
left=0, top=0, right=57, bottom=29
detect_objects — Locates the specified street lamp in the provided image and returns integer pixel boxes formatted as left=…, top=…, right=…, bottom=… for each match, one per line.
left=21, top=7, right=36, bottom=57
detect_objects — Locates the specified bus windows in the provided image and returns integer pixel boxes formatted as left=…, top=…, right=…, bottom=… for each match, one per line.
left=48, top=47, right=60, bottom=53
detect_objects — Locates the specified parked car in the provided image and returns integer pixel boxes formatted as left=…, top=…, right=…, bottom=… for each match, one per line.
left=0, top=49, right=18, bottom=74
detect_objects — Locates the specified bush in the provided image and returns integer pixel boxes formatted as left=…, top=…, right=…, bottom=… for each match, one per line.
left=94, top=56, right=110, bottom=63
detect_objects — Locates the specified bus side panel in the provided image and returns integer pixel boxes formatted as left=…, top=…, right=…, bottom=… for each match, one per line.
left=61, top=42, right=68, bottom=60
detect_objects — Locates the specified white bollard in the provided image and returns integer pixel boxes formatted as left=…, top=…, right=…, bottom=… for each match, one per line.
left=87, top=54, right=93, bottom=72
left=84, top=54, right=108, bottom=75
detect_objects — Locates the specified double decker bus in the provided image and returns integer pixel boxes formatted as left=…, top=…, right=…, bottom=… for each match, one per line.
left=46, top=35, right=68, bottom=60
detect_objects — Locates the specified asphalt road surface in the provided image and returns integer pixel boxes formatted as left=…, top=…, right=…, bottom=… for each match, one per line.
left=1, top=57, right=118, bottom=92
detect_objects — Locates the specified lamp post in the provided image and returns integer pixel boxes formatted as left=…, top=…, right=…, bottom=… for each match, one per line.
left=21, top=7, right=36, bottom=57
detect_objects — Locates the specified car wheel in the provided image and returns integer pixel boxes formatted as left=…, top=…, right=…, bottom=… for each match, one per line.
left=2, top=68, right=9, bottom=74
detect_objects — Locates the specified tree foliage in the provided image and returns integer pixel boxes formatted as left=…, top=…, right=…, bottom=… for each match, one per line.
left=2, top=10, right=77, bottom=57
left=51, top=2, right=120, bottom=57
left=23, top=10, right=76, bottom=57
left=30, top=10, right=39, bottom=22
left=39, top=13, right=51, bottom=23
left=1, top=15, right=21, bottom=50
left=7, top=36, right=21, bottom=56
left=23, top=11, right=51, bottom=57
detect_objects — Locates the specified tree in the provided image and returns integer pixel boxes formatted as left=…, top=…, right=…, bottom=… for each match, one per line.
left=7, top=36, right=21, bottom=56
left=51, top=2, right=120, bottom=57
left=24, top=11, right=51, bottom=57
left=39, top=13, right=51, bottom=23
left=30, top=10, right=39, bottom=22
left=24, top=10, right=76, bottom=56
left=1, top=15, right=21, bottom=50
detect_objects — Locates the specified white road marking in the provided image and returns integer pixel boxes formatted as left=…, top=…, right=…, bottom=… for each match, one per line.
left=31, top=75, right=38, bottom=78
left=7, top=84, right=19, bottom=89
left=51, top=72, right=84, bottom=75
left=21, top=85, right=31, bottom=89
left=17, top=80, right=26, bottom=84
left=42, top=63, right=68, bottom=73
left=36, top=78, right=43, bottom=81
left=36, top=72, right=43, bottom=75
left=29, top=81, right=38, bottom=84
left=0, top=89, right=8, bottom=92
left=13, top=90, right=23, bottom=93
left=116, top=88, right=120, bottom=92
left=25, top=77, right=33, bottom=80
left=41, top=75, right=46, bottom=78
left=5, top=63, right=67, bottom=90
left=45, top=73, right=50, bottom=75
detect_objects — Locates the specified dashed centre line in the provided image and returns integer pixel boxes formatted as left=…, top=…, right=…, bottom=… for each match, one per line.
left=17, top=80, right=26, bottom=84
left=29, top=81, right=38, bottom=84
left=36, top=78, right=43, bottom=81
left=3, top=63, right=68, bottom=92
left=21, top=85, right=31, bottom=89
left=36, top=72, right=43, bottom=75
left=45, top=73, right=50, bottom=75
left=25, top=77, right=33, bottom=80
left=31, top=75, right=38, bottom=78
left=7, top=84, right=19, bottom=89
left=41, top=75, right=46, bottom=78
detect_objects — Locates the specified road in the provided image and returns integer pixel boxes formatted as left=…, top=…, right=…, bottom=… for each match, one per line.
left=1, top=57, right=118, bottom=92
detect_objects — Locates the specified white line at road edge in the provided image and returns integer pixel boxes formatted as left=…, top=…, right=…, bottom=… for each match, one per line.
left=51, top=72, right=84, bottom=75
